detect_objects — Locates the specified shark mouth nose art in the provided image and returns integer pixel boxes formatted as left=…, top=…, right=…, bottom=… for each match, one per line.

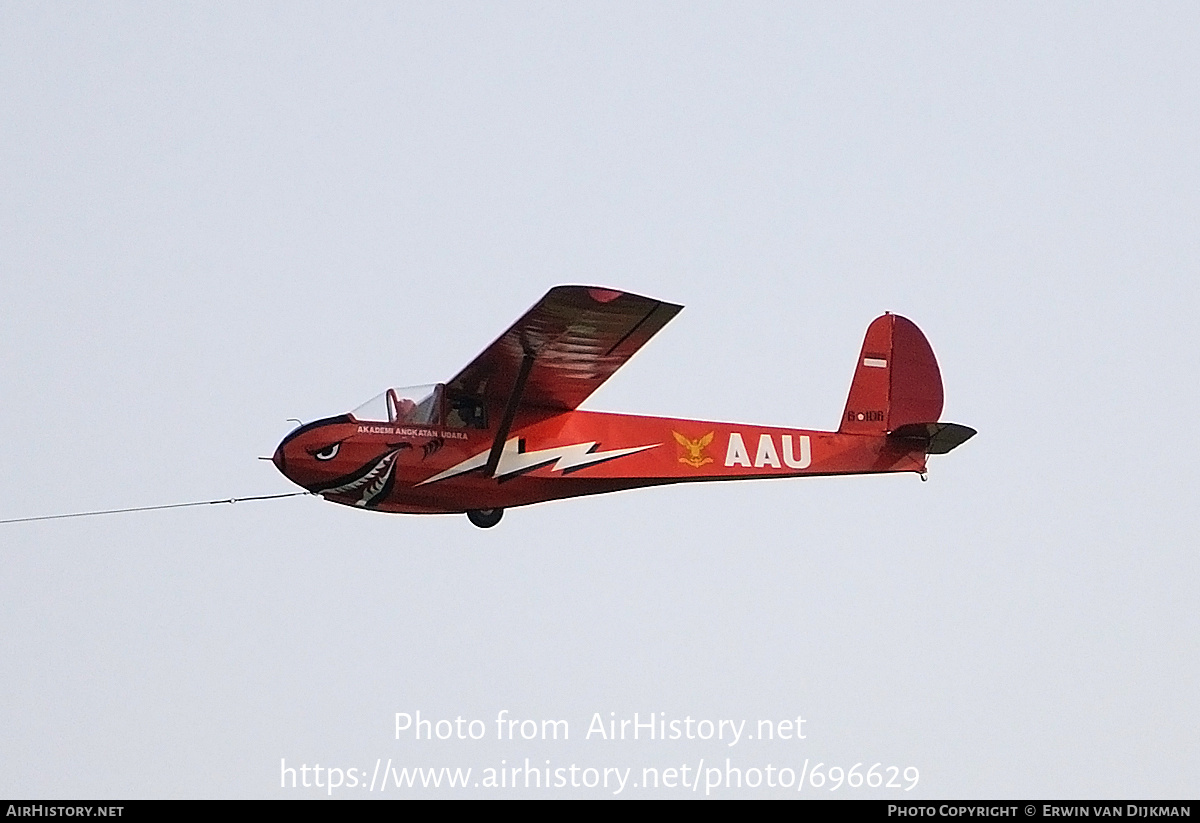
left=308, top=444, right=412, bottom=508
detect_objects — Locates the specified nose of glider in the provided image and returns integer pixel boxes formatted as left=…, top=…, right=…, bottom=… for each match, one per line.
left=271, top=444, right=286, bottom=476
left=271, top=415, right=358, bottom=492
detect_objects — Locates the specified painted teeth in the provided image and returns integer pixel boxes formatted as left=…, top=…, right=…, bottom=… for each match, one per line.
left=326, top=451, right=400, bottom=496
left=357, top=459, right=398, bottom=507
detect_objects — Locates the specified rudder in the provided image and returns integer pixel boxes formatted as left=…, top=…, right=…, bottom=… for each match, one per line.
left=840, top=313, right=944, bottom=435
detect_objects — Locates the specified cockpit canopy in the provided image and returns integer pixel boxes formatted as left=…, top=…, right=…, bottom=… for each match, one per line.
left=349, top=383, right=487, bottom=429
left=351, top=384, right=439, bottom=425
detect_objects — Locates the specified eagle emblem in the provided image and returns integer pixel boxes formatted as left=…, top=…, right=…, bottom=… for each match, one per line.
left=672, top=431, right=715, bottom=468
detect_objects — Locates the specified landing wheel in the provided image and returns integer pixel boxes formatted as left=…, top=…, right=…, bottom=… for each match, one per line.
left=467, top=508, right=504, bottom=529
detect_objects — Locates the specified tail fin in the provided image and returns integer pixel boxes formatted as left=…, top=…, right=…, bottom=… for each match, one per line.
left=840, top=313, right=945, bottom=435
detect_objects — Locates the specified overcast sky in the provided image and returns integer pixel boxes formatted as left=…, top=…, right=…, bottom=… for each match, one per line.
left=2, top=2, right=1197, bottom=798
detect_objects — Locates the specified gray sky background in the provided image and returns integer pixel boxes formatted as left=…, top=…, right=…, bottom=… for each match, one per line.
left=2, top=2, right=1197, bottom=798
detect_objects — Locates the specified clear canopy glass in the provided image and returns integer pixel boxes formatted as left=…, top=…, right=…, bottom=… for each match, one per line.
left=350, top=384, right=440, bottom=425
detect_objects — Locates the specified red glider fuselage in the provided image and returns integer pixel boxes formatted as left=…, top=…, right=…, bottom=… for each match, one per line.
left=272, top=410, right=928, bottom=515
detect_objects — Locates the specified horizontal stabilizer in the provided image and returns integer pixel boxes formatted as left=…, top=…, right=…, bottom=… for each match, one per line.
left=888, top=422, right=977, bottom=455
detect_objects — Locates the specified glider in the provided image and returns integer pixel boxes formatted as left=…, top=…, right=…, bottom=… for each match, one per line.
left=272, top=286, right=974, bottom=528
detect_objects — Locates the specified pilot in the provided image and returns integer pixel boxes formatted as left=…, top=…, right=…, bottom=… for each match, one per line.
left=388, top=392, right=417, bottom=424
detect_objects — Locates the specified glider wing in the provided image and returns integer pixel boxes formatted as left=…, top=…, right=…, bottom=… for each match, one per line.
left=445, top=286, right=682, bottom=421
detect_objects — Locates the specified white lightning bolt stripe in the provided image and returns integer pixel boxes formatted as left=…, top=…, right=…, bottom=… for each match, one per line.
left=417, top=438, right=660, bottom=485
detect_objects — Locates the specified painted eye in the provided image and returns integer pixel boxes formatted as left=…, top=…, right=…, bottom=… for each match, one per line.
left=311, top=443, right=340, bottom=461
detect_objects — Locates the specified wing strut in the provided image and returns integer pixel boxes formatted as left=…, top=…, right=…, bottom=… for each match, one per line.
left=483, top=350, right=535, bottom=478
